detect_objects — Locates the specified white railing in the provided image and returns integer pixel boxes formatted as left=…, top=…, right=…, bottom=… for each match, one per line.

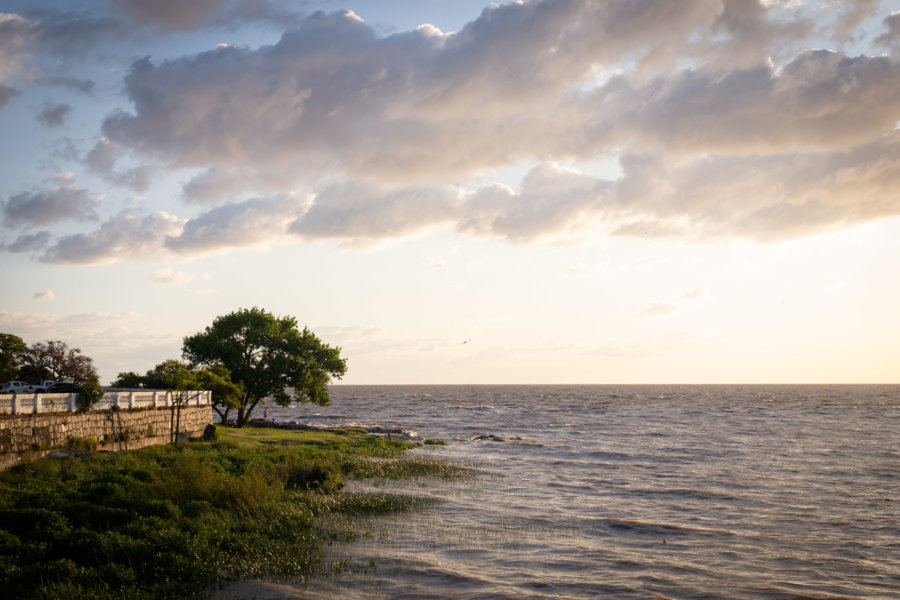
left=0, top=390, right=212, bottom=416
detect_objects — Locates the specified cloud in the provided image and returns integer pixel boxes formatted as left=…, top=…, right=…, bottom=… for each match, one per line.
left=587, top=49, right=900, bottom=156
left=33, top=290, right=54, bottom=300
left=99, top=2, right=792, bottom=183
left=149, top=267, right=194, bottom=284
left=459, top=163, right=611, bottom=241
left=92, top=2, right=899, bottom=200
left=181, top=165, right=298, bottom=204
left=876, top=11, right=900, bottom=48
left=165, top=194, right=308, bottom=254
left=641, top=288, right=706, bottom=317
left=3, top=185, right=100, bottom=227
left=0, top=83, right=20, bottom=108
left=36, top=100, right=71, bottom=127
left=111, top=0, right=227, bottom=33
left=39, top=210, right=186, bottom=264
left=290, top=182, right=461, bottom=242
left=38, top=75, right=95, bottom=94
left=85, top=137, right=154, bottom=192
left=0, top=12, right=32, bottom=107
left=3, top=231, right=51, bottom=253
left=109, top=0, right=303, bottom=34
left=608, top=132, right=900, bottom=241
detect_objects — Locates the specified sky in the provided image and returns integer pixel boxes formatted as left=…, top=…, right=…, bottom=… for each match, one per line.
left=1, top=0, right=899, bottom=385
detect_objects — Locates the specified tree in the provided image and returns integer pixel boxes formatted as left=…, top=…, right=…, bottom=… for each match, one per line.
left=110, top=371, right=145, bottom=388
left=0, top=333, right=28, bottom=381
left=196, top=364, right=244, bottom=426
left=77, top=375, right=105, bottom=412
left=114, top=359, right=243, bottom=437
left=148, top=360, right=202, bottom=445
left=182, top=307, right=347, bottom=427
left=22, top=340, right=97, bottom=383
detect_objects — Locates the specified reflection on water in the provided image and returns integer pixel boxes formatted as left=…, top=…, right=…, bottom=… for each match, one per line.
left=258, top=385, right=900, bottom=599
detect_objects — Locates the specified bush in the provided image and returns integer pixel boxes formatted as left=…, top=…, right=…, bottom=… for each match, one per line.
left=66, top=437, right=99, bottom=451
left=285, top=457, right=344, bottom=493
left=76, top=376, right=104, bottom=412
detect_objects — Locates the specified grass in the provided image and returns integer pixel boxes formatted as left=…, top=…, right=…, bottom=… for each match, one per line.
left=0, top=426, right=469, bottom=599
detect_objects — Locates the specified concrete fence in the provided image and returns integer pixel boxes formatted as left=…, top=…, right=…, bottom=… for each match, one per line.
left=0, top=390, right=212, bottom=416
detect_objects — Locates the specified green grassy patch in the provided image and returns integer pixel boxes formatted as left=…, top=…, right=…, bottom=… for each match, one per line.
left=0, top=426, right=468, bottom=599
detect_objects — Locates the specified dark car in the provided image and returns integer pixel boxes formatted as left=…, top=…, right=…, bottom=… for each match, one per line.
left=48, top=382, right=81, bottom=393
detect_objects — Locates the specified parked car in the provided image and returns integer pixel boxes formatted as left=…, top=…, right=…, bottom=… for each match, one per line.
left=32, top=380, right=57, bottom=393
left=47, top=382, right=81, bottom=394
left=1, top=381, right=33, bottom=394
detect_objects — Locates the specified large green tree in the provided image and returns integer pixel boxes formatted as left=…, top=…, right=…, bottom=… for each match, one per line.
left=0, top=333, right=28, bottom=382
left=182, top=307, right=347, bottom=427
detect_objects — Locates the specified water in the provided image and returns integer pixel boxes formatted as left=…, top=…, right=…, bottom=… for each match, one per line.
left=259, top=385, right=899, bottom=599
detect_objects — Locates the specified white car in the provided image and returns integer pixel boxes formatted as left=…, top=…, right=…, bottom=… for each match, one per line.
left=1, top=381, right=34, bottom=394
left=32, top=380, right=57, bottom=393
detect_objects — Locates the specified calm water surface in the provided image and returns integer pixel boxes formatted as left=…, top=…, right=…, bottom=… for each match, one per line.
left=260, top=385, right=899, bottom=599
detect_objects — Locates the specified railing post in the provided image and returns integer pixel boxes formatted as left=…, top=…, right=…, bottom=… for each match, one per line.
left=11, top=395, right=20, bottom=415
left=153, top=391, right=159, bottom=408
left=67, top=394, right=76, bottom=412
left=33, top=393, right=41, bottom=414
left=113, top=392, right=120, bottom=409
left=128, top=391, right=135, bottom=410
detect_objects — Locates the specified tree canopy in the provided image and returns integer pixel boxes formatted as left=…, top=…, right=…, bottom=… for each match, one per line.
left=0, top=333, right=28, bottom=382
left=182, top=307, right=347, bottom=427
left=3, top=339, right=98, bottom=384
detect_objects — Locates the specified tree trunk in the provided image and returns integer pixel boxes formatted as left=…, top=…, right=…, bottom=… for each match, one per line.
left=174, top=403, right=182, bottom=445
left=169, top=404, right=176, bottom=445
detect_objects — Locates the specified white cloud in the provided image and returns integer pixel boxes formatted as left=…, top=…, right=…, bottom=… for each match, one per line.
left=0, top=13, right=32, bottom=108
left=98, top=1, right=818, bottom=186
left=39, top=210, right=186, bottom=264
left=165, top=193, right=308, bottom=254
left=149, top=267, right=194, bottom=284
left=32, top=290, right=54, bottom=300
left=290, top=182, right=461, bottom=242
left=3, top=184, right=100, bottom=227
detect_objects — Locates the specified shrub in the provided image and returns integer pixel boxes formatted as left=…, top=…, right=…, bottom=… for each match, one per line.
left=66, top=437, right=99, bottom=451
left=76, top=376, right=104, bottom=412
left=284, top=457, right=344, bottom=493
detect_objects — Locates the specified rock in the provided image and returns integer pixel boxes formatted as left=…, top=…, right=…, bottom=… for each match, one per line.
left=473, top=434, right=505, bottom=442
left=202, top=424, right=217, bottom=441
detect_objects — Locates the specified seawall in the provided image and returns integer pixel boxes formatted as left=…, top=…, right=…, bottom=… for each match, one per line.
left=0, top=405, right=212, bottom=470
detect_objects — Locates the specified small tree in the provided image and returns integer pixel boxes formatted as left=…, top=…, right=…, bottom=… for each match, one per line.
left=148, top=360, right=201, bottom=445
left=182, top=307, right=347, bottom=427
left=76, top=375, right=105, bottom=412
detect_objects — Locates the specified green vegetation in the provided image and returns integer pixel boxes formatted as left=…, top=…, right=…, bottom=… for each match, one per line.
left=0, top=427, right=466, bottom=600
left=75, top=375, right=104, bottom=412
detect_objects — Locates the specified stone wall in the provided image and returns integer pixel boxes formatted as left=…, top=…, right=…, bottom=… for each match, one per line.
left=0, top=405, right=212, bottom=469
